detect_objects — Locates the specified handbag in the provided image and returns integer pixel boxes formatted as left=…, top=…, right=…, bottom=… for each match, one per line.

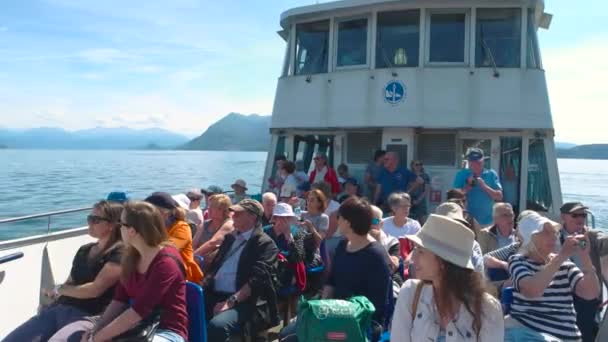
left=111, top=310, right=160, bottom=342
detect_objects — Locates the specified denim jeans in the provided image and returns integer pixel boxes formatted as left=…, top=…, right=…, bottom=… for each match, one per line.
left=206, top=291, right=254, bottom=342
left=504, top=316, right=561, bottom=342
left=3, top=304, right=88, bottom=342
left=152, top=329, right=186, bottom=342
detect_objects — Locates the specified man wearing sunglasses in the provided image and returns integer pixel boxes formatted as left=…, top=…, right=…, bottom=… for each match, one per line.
left=560, top=202, right=608, bottom=342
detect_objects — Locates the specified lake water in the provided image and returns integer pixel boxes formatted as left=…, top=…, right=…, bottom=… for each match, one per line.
left=0, top=150, right=606, bottom=240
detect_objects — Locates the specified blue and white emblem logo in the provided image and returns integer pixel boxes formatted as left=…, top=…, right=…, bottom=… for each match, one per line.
left=384, top=81, right=406, bottom=105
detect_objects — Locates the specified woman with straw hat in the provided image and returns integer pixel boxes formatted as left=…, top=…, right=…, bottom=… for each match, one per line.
left=391, top=214, right=503, bottom=341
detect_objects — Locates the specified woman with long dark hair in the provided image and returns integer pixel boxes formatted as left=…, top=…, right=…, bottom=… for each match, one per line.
left=391, top=214, right=503, bottom=341
left=4, top=200, right=124, bottom=342
left=73, top=201, right=189, bottom=342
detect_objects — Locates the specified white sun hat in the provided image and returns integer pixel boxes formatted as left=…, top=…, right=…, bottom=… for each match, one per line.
left=406, top=214, right=475, bottom=269
left=272, top=202, right=296, bottom=217
left=518, top=212, right=560, bottom=245
left=172, top=194, right=191, bottom=210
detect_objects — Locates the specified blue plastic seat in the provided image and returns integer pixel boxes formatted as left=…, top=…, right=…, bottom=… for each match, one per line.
left=195, top=255, right=205, bottom=270
left=186, top=281, right=207, bottom=342
left=501, top=287, right=514, bottom=314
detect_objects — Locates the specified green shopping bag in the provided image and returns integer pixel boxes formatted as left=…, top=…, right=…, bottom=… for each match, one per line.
left=296, top=296, right=375, bottom=341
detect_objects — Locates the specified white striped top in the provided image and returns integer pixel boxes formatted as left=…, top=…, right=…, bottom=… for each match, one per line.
left=508, top=254, right=583, bottom=341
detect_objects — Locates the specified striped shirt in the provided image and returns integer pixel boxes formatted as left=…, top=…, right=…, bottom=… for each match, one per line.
left=508, top=254, right=584, bottom=341
left=484, top=242, right=520, bottom=262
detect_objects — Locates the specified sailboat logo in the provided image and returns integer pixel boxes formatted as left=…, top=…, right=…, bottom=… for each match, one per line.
left=384, top=81, right=406, bottom=105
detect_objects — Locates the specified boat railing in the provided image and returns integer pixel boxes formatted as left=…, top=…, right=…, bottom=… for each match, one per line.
left=0, top=207, right=91, bottom=251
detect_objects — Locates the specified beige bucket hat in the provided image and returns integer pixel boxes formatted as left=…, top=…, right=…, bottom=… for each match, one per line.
left=406, top=214, right=475, bottom=269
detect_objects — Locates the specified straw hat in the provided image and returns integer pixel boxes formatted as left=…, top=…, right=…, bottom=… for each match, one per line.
left=406, top=214, right=475, bottom=269
left=231, top=179, right=248, bottom=191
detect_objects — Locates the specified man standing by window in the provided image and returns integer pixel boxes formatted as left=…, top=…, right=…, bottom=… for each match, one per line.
left=453, top=148, right=503, bottom=226
left=373, top=151, right=415, bottom=209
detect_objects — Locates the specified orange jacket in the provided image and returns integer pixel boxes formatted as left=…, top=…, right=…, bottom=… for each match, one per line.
left=167, top=220, right=203, bottom=283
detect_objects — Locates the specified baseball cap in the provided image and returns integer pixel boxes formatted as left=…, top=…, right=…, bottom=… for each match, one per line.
left=466, top=148, right=485, bottom=162
left=201, top=185, right=224, bottom=195
left=145, top=192, right=179, bottom=210
left=229, top=199, right=264, bottom=217
left=560, top=202, right=589, bottom=214
left=344, top=178, right=359, bottom=186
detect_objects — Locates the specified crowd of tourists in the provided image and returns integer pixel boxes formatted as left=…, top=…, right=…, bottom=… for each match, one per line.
left=4, top=148, right=608, bottom=342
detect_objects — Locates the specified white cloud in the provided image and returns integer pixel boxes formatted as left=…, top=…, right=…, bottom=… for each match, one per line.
left=79, top=48, right=135, bottom=64
left=80, top=72, right=105, bottom=80
left=544, top=36, right=608, bottom=144
left=0, top=26, right=8, bottom=32
left=128, top=65, right=163, bottom=74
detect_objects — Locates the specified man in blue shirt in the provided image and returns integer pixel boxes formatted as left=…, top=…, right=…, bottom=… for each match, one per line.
left=373, top=151, right=415, bottom=207
left=453, top=148, right=503, bottom=225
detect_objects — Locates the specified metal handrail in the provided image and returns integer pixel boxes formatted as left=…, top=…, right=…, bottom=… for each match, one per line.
left=0, top=207, right=92, bottom=224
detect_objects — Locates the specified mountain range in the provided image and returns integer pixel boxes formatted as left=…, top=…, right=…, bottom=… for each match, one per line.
left=179, top=113, right=271, bottom=151
left=0, top=127, right=190, bottom=150
left=2, top=114, right=608, bottom=159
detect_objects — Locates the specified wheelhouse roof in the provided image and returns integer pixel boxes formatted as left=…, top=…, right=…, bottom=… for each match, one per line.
left=280, top=0, right=545, bottom=29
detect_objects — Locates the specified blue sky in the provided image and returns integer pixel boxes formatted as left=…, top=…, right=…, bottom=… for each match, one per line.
left=0, top=0, right=606, bottom=143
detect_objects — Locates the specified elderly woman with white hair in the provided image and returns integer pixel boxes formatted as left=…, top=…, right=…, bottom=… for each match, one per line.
left=504, top=212, right=600, bottom=341
left=382, top=192, right=421, bottom=239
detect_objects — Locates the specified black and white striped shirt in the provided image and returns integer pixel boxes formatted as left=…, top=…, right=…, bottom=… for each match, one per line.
left=484, top=242, right=520, bottom=261
left=508, top=254, right=584, bottom=341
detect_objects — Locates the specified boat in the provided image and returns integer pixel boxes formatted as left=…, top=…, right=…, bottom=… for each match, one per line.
left=0, top=0, right=582, bottom=338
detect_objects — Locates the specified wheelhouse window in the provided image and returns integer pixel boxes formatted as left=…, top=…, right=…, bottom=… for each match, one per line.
left=336, top=18, right=368, bottom=67
left=428, top=12, right=467, bottom=63
left=293, top=135, right=335, bottom=172
left=526, top=139, right=552, bottom=211
left=527, top=9, right=542, bottom=69
left=346, top=132, right=382, bottom=164
left=295, top=20, right=329, bottom=75
left=376, top=10, right=420, bottom=68
left=476, top=8, right=521, bottom=68
left=416, top=133, right=456, bottom=166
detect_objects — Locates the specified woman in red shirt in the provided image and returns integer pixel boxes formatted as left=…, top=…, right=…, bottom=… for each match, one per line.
left=308, top=153, right=341, bottom=196
left=80, top=201, right=189, bottom=342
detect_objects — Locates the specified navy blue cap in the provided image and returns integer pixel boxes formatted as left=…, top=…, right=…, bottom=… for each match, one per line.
left=344, top=178, right=359, bottom=186
left=145, top=192, right=178, bottom=210
left=466, top=148, right=485, bottom=162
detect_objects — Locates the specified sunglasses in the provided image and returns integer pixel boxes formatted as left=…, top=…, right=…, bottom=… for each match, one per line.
left=571, top=213, right=587, bottom=219
left=414, top=163, right=423, bottom=166
left=87, top=215, right=110, bottom=224
left=119, top=221, right=132, bottom=228
left=371, top=218, right=381, bottom=225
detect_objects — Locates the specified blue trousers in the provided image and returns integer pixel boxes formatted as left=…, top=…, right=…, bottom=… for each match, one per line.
left=205, top=291, right=254, bottom=342
left=573, top=294, right=600, bottom=342
left=3, top=304, right=88, bottom=342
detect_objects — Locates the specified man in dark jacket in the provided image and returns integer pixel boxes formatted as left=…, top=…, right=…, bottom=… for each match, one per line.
left=203, top=199, right=280, bottom=342
left=560, top=202, right=608, bottom=342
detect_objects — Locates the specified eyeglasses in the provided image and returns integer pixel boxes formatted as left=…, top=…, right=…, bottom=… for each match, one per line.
left=571, top=213, right=588, bottom=219
left=414, top=163, right=423, bottom=166
left=87, top=215, right=110, bottom=224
